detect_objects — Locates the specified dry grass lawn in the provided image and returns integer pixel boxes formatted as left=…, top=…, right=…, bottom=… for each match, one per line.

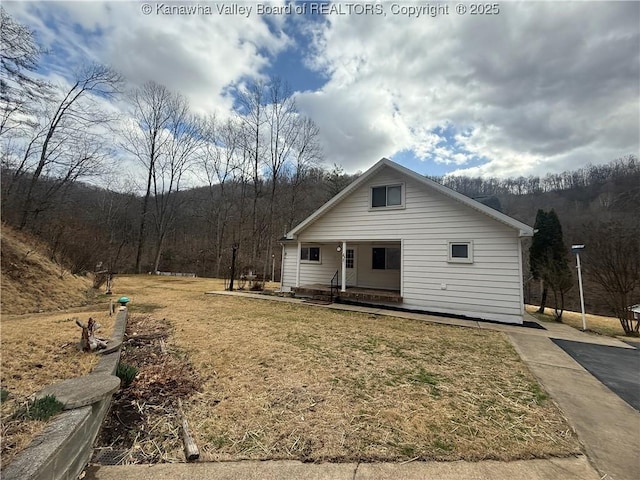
left=1, top=308, right=115, bottom=465
left=110, top=275, right=580, bottom=462
left=526, top=305, right=626, bottom=337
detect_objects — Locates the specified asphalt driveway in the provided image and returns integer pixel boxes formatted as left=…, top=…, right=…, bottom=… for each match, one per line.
left=552, top=339, right=640, bottom=411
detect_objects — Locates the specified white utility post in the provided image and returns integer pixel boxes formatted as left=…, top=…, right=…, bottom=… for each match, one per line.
left=571, top=244, right=587, bottom=331
left=271, top=254, right=275, bottom=282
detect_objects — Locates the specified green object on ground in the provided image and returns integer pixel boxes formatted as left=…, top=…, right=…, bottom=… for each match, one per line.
left=117, top=296, right=130, bottom=305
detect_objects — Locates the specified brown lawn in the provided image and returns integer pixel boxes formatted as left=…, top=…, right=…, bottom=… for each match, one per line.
left=1, top=274, right=583, bottom=466
left=1, top=308, right=115, bottom=465
left=526, top=305, right=626, bottom=337
left=109, top=275, right=580, bottom=463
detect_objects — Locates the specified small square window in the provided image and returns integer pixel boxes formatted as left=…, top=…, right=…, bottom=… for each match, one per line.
left=448, top=241, right=473, bottom=263
left=301, top=246, right=320, bottom=263
left=451, top=244, right=468, bottom=258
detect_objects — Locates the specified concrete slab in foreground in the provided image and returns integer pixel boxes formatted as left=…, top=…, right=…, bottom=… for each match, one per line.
left=85, top=456, right=599, bottom=480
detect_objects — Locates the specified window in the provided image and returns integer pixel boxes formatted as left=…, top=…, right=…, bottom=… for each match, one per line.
left=371, top=185, right=403, bottom=208
left=372, top=247, right=401, bottom=269
left=301, top=246, right=320, bottom=262
left=448, top=241, right=473, bottom=263
left=345, top=249, right=354, bottom=269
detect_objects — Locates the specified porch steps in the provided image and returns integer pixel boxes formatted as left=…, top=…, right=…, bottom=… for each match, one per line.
left=292, top=286, right=402, bottom=304
left=291, top=287, right=334, bottom=303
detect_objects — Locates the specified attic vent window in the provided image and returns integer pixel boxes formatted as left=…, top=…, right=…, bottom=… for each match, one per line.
left=371, top=185, right=403, bottom=208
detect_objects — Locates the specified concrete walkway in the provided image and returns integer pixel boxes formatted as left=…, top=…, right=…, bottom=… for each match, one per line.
left=88, top=291, right=640, bottom=480
left=86, top=456, right=599, bottom=480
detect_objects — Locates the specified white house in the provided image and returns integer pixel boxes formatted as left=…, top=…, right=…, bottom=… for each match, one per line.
left=280, top=158, right=534, bottom=324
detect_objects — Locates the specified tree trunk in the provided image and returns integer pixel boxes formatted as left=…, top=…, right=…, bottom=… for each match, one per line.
left=537, top=281, right=548, bottom=314
left=152, top=230, right=167, bottom=273
left=135, top=167, right=154, bottom=273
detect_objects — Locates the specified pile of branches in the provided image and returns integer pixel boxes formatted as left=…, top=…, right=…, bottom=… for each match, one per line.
left=95, top=315, right=202, bottom=464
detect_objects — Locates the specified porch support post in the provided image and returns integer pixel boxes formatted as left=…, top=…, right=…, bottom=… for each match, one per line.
left=341, top=241, right=347, bottom=292
left=296, top=242, right=301, bottom=287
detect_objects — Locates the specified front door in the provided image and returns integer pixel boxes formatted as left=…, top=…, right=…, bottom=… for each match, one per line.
left=346, top=247, right=357, bottom=287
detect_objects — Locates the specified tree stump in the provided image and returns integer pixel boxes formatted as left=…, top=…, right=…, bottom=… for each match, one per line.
left=76, top=317, right=108, bottom=352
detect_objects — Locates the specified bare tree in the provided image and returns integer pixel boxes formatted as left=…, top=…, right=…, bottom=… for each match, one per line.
left=121, top=81, right=175, bottom=273
left=236, top=81, right=267, bottom=266
left=17, top=64, right=122, bottom=229
left=199, top=115, right=244, bottom=276
left=262, top=79, right=299, bottom=277
left=0, top=7, right=51, bottom=137
left=583, top=220, right=640, bottom=336
left=286, top=116, right=322, bottom=231
left=150, top=98, right=202, bottom=272
left=233, top=79, right=323, bottom=278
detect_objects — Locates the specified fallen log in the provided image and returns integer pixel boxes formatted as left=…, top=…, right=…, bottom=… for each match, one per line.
left=178, top=398, right=199, bottom=461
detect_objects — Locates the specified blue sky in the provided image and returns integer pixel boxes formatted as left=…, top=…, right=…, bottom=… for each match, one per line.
left=4, top=1, right=639, bottom=179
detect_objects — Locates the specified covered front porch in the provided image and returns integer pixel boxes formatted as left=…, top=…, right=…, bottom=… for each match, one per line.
left=283, top=240, right=402, bottom=303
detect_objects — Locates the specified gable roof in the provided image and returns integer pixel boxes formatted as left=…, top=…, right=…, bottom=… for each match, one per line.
left=286, top=158, right=534, bottom=239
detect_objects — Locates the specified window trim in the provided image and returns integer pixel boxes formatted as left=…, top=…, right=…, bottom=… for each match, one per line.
left=300, top=245, right=321, bottom=264
left=372, top=246, right=401, bottom=270
left=447, top=241, right=474, bottom=264
left=369, top=183, right=405, bottom=210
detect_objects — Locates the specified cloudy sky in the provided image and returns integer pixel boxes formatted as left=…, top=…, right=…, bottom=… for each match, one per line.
left=5, top=0, right=639, bottom=178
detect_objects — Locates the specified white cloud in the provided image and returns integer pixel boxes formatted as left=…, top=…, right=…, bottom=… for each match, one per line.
left=4, top=0, right=638, bottom=180
left=301, top=0, right=639, bottom=177
left=5, top=1, right=290, bottom=117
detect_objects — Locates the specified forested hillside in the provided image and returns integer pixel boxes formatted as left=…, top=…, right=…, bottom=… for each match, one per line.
left=2, top=156, right=638, bottom=317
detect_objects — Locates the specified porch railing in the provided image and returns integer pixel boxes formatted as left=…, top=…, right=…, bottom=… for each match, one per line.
left=330, top=270, right=339, bottom=303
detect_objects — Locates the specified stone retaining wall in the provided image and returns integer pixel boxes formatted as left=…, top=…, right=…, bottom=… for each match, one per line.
left=3, top=309, right=128, bottom=480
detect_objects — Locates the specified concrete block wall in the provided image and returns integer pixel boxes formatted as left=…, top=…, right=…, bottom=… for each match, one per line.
left=2, top=309, right=128, bottom=480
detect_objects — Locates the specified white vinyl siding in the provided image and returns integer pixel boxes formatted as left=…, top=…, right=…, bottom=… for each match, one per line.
left=281, top=244, right=298, bottom=288
left=296, top=166, right=524, bottom=323
left=281, top=244, right=341, bottom=287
